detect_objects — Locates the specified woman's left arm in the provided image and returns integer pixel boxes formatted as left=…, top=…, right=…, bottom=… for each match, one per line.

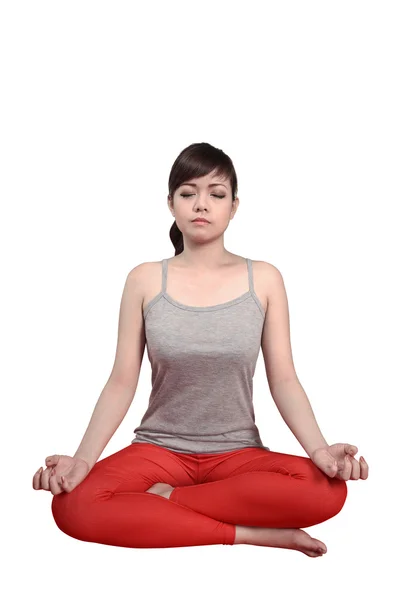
left=260, top=263, right=369, bottom=479
left=260, top=264, right=329, bottom=456
left=269, top=377, right=329, bottom=457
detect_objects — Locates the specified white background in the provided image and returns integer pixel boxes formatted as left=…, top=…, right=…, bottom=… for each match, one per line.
left=2, top=1, right=398, bottom=598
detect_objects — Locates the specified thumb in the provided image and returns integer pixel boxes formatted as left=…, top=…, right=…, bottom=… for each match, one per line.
left=45, top=455, right=59, bottom=467
left=60, top=475, right=76, bottom=493
left=313, top=449, right=338, bottom=477
left=60, top=475, right=69, bottom=491
left=326, top=460, right=338, bottom=477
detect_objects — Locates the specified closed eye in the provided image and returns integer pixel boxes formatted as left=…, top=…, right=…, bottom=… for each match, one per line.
left=181, top=194, right=225, bottom=199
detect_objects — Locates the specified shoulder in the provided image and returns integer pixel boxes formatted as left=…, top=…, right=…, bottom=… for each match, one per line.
left=251, top=259, right=282, bottom=282
left=126, top=260, right=162, bottom=296
left=251, top=260, right=284, bottom=301
left=127, top=261, right=159, bottom=280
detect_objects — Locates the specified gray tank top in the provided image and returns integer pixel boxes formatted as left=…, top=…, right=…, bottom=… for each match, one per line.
left=131, top=257, right=270, bottom=454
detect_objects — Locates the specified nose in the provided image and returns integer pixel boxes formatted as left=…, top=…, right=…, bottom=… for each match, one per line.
left=193, top=194, right=210, bottom=211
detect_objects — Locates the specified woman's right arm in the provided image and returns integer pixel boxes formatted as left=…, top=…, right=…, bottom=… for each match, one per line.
left=72, top=264, right=147, bottom=471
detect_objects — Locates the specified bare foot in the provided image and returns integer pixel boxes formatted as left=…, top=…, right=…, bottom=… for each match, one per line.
left=235, top=525, right=327, bottom=557
left=145, top=482, right=174, bottom=499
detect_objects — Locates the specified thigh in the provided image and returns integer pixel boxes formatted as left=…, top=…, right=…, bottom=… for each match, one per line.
left=202, top=447, right=326, bottom=484
left=82, top=442, right=196, bottom=498
left=201, top=447, right=347, bottom=512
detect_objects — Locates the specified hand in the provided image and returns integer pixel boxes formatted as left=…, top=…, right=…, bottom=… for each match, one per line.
left=311, top=443, right=369, bottom=480
left=32, top=454, right=91, bottom=495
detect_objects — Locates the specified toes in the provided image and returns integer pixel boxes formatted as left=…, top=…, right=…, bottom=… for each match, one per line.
left=312, top=538, right=327, bottom=553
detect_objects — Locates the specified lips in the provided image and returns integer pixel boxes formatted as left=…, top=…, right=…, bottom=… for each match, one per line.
left=192, top=218, right=210, bottom=223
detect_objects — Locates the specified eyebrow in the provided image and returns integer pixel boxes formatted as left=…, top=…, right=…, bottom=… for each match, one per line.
left=181, top=182, right=227, bottom=189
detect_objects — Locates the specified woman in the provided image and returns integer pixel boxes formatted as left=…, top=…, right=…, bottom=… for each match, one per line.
left=32, top=142, right=369, bottom=556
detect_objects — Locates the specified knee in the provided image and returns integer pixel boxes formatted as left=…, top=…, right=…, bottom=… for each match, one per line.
left=322, top=478, right=348, bottom=521
left=51, top=486, right=92, bottom=541
left=302, top=458, right=348, bottom=522
left=51, top=489, right=76, bottom=536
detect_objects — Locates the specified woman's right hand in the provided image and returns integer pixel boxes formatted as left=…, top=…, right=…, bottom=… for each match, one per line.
left=32, top=455, right=91, bottom=495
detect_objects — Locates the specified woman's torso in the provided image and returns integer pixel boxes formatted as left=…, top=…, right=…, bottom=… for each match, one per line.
left=130, top=253, right=273, bottom=454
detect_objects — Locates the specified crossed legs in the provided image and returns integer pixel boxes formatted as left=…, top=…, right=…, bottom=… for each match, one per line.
left=51, top=443, right=347, bottom=555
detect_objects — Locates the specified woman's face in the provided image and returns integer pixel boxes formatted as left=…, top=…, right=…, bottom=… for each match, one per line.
left=168, top=171, right=239, bottom=241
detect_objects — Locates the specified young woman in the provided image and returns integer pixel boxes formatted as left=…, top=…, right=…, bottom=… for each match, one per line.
left=32, top=142, right=369, bottom=556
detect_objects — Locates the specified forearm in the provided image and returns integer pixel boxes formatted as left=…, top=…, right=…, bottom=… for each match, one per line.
left=73, top=378, right=136, bottom=470
left=270, top=378, right=329, bottom=457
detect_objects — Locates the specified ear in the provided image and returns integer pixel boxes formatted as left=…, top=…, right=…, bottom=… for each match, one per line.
left=230, top=196, right=239, bottom=218
left=167, top=194, right=175, bottom=217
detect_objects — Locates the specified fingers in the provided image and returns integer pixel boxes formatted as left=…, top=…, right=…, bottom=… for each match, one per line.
left=348, top=455, right=361, bottom=480
left=48, top=468, right=64, bottom=496
left=340, top=454, right=369, bottom=481
left=32, top=465, right=57, bottom=492
left=338, top=444, right=368, bottom=482
left=32, top=466, right=43, bottom=490
left=40, top=466, right=52, bottom=490
left=32, top=466, right=50, bottom=490
left=359, top=456, right=369, bottom=480
left=32, top=455, right=63, bottom=494
left=341, top=455, right=353, bottom=480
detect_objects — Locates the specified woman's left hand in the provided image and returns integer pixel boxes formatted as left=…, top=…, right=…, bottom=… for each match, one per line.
left=311, top=443, right=369, bottom=480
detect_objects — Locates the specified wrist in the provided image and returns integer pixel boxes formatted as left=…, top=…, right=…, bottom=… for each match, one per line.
left=74, top=454, right=93, bottom=471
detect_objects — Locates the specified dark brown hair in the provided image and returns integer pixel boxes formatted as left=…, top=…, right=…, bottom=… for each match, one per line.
left=168, top=142, right=238, bottom=256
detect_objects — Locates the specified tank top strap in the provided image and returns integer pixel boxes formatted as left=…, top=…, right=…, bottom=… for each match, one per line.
left=161, top=258, right=168, bottom=293
left=246, top=258, right=255, bottom=294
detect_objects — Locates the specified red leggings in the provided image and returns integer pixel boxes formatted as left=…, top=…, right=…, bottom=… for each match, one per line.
left=51, top=442, right=347, bottom=548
